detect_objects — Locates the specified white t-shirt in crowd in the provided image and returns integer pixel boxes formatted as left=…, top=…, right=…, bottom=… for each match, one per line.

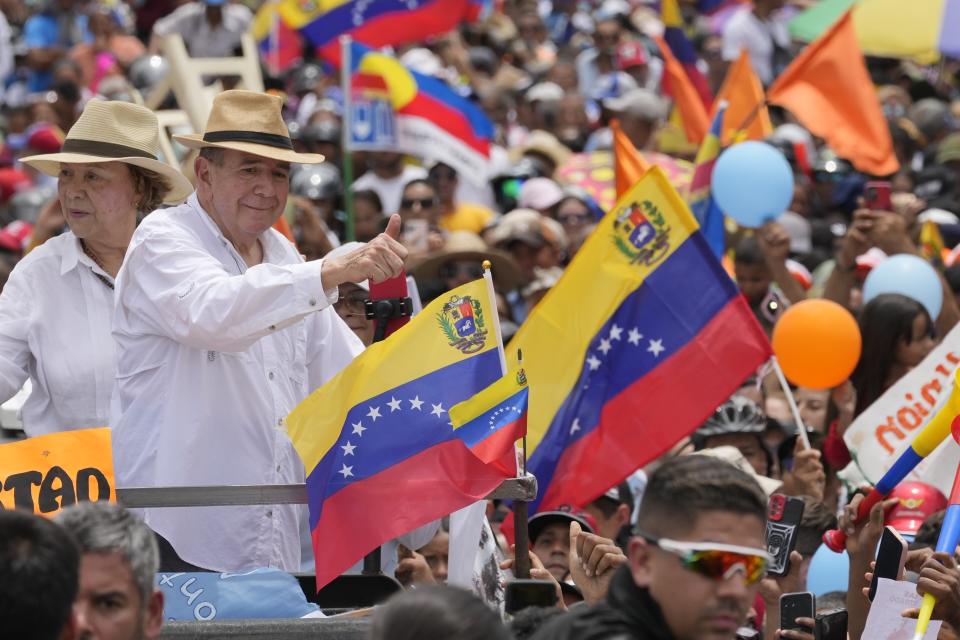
left=152, top=1, right=252, bottom=58
left=721, top=7, right=791, bottom=85
left=352, top=165, right=427, bottom=215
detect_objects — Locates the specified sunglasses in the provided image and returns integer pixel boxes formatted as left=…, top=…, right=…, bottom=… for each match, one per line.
left=400, top=197, right=438, bottom=210
left=636, top=530, right=770, bottom=585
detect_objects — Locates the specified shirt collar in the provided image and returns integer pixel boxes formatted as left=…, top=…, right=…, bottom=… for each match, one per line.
left=60, top=232, right=114, bottom=280
left=59, top=233, right=80, bottom=276
left=188, top=193, right=291, bottom=265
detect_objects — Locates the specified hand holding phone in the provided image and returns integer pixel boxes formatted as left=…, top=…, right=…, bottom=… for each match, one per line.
left=504, top=579, right=558, bottom=614
left=765, top=495, right=805, bottom=577
left=868, top=526, right=907, bottom=601
left=864, top=180, right=892, bottom=211
left=780, top=591, right=816, bottom=633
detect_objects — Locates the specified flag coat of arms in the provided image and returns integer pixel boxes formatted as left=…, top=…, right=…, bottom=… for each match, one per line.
left=286, top=278, right=517, bottom=589
left=509, top=167, right=772, bottom=512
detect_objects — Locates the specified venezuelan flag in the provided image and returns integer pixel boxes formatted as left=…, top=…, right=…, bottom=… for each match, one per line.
left=661, top=0, right=713, bottom=109
left=350, top=43, right=493, bottom=182
left=509, top=167, right=771, bottom=512
left=451, top=367, right=528, bottom=476
left=278, top=0, right=488, bottom=61
left=688, top=102, right=727, bottom=258
left=286, top=278, right=510, bottom=589
left=251, top=2, right=303, bottom=75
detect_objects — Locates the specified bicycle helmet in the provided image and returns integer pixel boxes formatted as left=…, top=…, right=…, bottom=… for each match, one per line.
left=694, top=396, right=766, bottom=445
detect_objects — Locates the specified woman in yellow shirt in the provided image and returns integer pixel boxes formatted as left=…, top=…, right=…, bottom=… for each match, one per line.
left=427, top=161, right=496, bottom=234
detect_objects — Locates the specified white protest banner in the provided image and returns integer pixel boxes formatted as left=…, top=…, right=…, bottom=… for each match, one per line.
left=843, top=323, right=960, bottom=496
left=860, top=578, right=941, bottom=640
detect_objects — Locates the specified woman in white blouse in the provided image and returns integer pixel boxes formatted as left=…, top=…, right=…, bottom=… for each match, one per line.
left=0, top=99, right=192, bottom=436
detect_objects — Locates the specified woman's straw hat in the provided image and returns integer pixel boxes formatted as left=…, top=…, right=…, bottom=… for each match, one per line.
left=174, top=90, right=324, bottom=165
left=21, top=99, right=193, bottom=204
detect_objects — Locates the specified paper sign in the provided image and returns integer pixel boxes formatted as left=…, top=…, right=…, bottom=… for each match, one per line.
left=0, top=427, right=115, bottom=516
left=843, top=322, right=960, bottom=497
left=861, top=578, right=942, bottom=640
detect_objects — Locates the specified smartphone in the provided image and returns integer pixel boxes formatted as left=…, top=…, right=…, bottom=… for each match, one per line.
left=816, top=608, right=848, bottom=640
left=402, top=218, right=429, bottom=253
left=780, top=592, right=815, bottom=633
left=504, top=579, right=558, bottom=614
left=864, top=180, right=892, bottom=211
left=868, top=526, right=908, bottom=601
left=765, top=495, right=805, bottom=577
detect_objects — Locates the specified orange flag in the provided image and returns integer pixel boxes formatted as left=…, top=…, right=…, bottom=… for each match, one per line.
left=612, top=119, right=651, bottom=197
left=714, top=48, right=772, bottom=145
left=655, top=36, right=709, bottom=144
left=273, top=214, right=296, bottom=243
left=767, top=11, right=899, bottom=176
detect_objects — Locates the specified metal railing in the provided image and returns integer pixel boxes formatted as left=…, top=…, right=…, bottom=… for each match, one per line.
left=116, top=475, right=537, bottom=508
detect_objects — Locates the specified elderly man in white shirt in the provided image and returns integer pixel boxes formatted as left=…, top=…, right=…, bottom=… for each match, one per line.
left=149, top=0, right=252, bottom=59
left=110, top=90, right=409, bottom=573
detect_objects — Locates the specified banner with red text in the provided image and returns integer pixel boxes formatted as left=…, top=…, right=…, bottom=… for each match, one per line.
left=843, top=324, right=960, bottom=496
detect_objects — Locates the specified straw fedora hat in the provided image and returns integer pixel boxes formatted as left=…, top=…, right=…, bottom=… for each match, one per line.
left=21, top=99, right=193, bottom=204
left=174, top=90, right=324, bottom=164
left=411, top=231, right=521, bottom=292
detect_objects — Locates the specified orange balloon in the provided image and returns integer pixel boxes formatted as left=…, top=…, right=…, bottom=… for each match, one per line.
left=772, top=299, right=862, bottom=389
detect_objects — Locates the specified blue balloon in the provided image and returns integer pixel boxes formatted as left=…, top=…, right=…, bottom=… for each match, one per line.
left=863, top=254, right=943, bottom=319
left=807, top=544, right=849, bottom=597
left=711, top=141, right=795, bottom=228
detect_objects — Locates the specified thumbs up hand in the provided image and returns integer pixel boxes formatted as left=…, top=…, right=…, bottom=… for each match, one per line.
left=320, top=213, right=409, bottom=289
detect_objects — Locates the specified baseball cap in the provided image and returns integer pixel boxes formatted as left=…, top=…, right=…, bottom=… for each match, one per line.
left=616, top=41, right=648, bottom=70
left=528, top=505, right=596, bottom=543
left=525, top=82, right=565, bottom=104
left=692, top=446, right=782, bottom=496
left=0, top=220, right=32, bottom=253
left=517, top=177, right=564, bottom=211
left=602, top=87, right=666, bottom=122
left=885, top=482, right=948, bottom=536
left=0, top=168, right=32, bottom=202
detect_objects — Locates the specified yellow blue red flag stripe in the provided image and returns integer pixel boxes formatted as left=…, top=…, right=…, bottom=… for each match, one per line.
left=286, top=278, right=510, bottom=589
left=508, top=167, right=771, bottom=512
left=689, top=102, right=727, bottom=257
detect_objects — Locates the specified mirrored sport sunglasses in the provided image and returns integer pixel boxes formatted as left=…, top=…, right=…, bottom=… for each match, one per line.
left=635, top=530, right=770, bottom=585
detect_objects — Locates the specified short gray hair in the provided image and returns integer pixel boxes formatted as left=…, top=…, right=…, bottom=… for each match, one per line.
left=199, top=147, right=226, bottom=166
left=55, top=502, right=159, bottom=604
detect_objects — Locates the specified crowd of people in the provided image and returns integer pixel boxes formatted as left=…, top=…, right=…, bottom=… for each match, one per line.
left=0, top=0, right=959, bottom=638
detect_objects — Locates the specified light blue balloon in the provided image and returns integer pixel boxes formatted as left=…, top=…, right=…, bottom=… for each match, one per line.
left=711, top=141, right=795, bottom=228
left=806, top=544, right=849, bottom=597
left=863, top=254, right=943, bottom=319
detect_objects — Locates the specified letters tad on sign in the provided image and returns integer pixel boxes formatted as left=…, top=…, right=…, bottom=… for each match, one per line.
left=0, top=427, right=115, bottom=516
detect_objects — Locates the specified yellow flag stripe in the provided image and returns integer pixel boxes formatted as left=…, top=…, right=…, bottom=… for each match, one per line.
left=507, top=168, right=699, bottom=453
left=287, top=278, right=496, bottom=471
